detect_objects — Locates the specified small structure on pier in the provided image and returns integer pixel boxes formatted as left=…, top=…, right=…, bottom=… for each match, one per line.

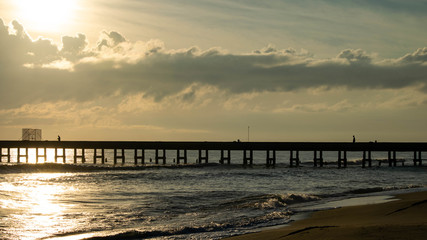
left=22, top=128, right=42, bottom=141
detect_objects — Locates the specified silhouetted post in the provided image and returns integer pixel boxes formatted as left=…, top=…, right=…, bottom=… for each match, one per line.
left=62, top=148, right=66, bottom=163
left=142, top=149, right=146, bottom=164
left=176, top=150, right=180, bottom=164
left=74, top=148, right=85, bottom=163
left=243, top=150, right=253, bottom=166
left=413, top=151, right=422, bottom=166
left=55, top=147, right=66, bottom=163
left=54, top=148, right=58, bottom=163
left=290, top=150, right=300, bottom=167
left=74, top=148, right=77, bottom=163
left=388, top=151, right=397, bottom=167
left=121, top=149, right=125, bottom=165
left=134, top=149, right=145, bottom=165
left=314, top=150, right=323, bottom=167
left=155, top=149, right=166, bottom=164
left=0, top=148, right=11, bottom=163
left=266, top=150, right=276, bottom=167
left=362, top=151, right=372, bottom=168
left=18, top=148, right=28, bottom=163
left=114, top=149, right=118, bottom=165
left=7, top=148, right=10, bottom=163
left=338, top=151, right=347, bottom=168
left=113, top=149, right=125, bottom=165
left=93, top=149, right=97, bottom=164
left=101, top=149, right=105, bottom=164
left=36, top=148, right=46, bottom=163
left=155, top=149, right=159, bottom=164
left=93, top=148, right=105, bottom=164
left=198, top=149, right=208, bottom=164
left=25, top=148, right=29, bottom=163
left=220, top=149, right=231, bottom=164
left=17, top=148, right=21, bottom=163
left=176, top=149, right=187, bottom=164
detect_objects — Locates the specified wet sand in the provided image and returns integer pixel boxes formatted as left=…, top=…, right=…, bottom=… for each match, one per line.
left=224, top=191, right=427, bottom=240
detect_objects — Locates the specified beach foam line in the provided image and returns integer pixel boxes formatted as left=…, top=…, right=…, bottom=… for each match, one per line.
left=223, top=190, right=427, bottom=240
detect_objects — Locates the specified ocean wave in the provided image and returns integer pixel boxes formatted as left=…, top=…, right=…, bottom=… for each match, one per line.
left=220, top=193, right=321, bottom=211
left=81, top=211, right=292, bottom=240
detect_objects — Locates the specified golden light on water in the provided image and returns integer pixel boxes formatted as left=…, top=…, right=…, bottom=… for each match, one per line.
left=11, top=0, right=79, bottom=33
left=0, top=173, right=77, bottom=239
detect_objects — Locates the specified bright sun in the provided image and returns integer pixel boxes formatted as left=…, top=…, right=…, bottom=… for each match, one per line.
left=13, top=0, right=78, bottom=33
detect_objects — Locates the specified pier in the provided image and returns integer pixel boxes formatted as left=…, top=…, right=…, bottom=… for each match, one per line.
left=0, top=141, right=425, bottom=167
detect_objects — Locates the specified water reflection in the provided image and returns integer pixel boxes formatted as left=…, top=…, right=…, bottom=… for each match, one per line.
left=0, top=173, right=76, bottom=239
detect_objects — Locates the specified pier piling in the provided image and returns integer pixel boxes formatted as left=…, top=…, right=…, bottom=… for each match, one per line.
left=176, top=149, right=187, bottom=164
left=362, top=151, right=372, bottom=168
left=413, top=151, right=422, bottom=166
left=388, top=151, right=397, bottom=167
left=114, top=149, right=125, bottom=165
left=36, top=147, right=47, bottom=163
left=17, top=148, right=28, bottom=163
left=338, top=151, right=347, bottom=168
left=0, top=141, right=425, bottom=168
left=243, top=150, right=253, bottom=166
left=198, top=149, right=208, bottom=164
left=266, top=150, right=276, bottom=167
left=93, top=149, right=105, bottom=164
left=134, top=149, right=145, bottom=165
left=155, top=149, right=166, bottom=164
left=220, top=150, right=231, bottom=164
left=74, top=148, right=85, bottom=164
left=1, top=148, right=11, bottom=163
left=314, top=150, right=323, bottom=167
left=290, top=150, right=300, bottom=167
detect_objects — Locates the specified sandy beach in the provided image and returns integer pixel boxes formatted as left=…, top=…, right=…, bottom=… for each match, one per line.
left=224, top=191, right=427, bottom=240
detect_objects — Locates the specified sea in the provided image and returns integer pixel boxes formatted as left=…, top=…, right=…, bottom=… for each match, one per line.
left=0, top=149, right=426, bottom=240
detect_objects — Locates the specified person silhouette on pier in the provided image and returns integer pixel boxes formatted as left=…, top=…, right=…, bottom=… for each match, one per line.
left=353, top=135, right=355, bottom=143
left=57, top=135, right=61, bottom=141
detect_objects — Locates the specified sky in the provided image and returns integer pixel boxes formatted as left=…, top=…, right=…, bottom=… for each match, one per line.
left=0, top=0, right=426, bottom=141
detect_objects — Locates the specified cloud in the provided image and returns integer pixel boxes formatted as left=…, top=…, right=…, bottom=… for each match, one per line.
left=1, top=19, right=427, bottom=110
left=61, top=33, right=87, bottom=54
left=398, top=47, right=427, bottom=64
left=97, top=31, right=127, bottom=50
left=337, top=49, right=372, bottom=64
left=0, top=20, right=58, bottom=67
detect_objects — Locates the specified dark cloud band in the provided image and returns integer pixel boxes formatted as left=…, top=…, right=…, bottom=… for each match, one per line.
left=1, top=19, right=426, bottom=108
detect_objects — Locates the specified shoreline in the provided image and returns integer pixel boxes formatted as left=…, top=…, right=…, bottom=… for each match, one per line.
left=223, top=190, right=427, bottom=240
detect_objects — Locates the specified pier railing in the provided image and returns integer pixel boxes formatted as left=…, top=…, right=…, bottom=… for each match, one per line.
left=0, top=141, right=425, bottom=167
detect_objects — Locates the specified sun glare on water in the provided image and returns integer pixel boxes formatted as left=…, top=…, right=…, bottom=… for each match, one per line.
left=13, top=0, right=78, bottom=33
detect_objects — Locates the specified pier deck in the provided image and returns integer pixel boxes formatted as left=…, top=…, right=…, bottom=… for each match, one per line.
left=0, top=141, right=425, bottom=167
